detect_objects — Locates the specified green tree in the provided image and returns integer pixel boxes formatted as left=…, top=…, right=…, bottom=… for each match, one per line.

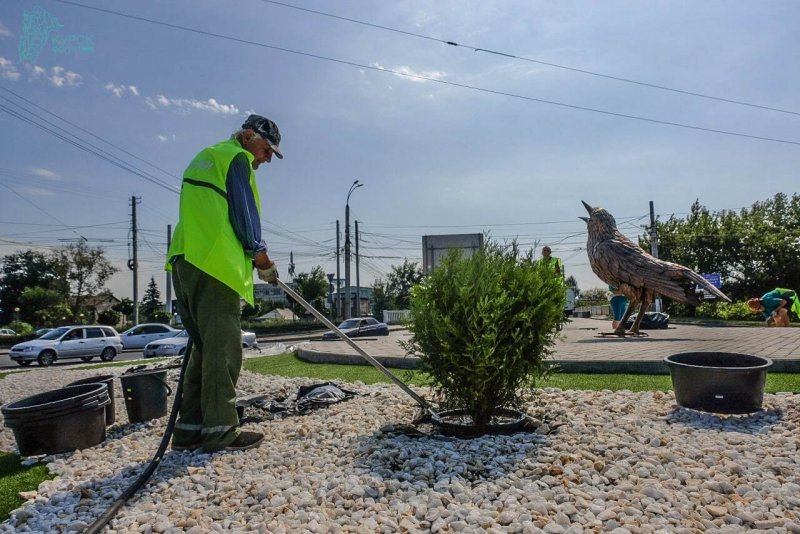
left=290, top=266, right=329, bottom=316
left=19, top=286, right=67, bottom=326
left=140, top=277, right=163, bottom=321
left=0, top=250, right=66, bottom=324
left=386, top=259, right=423, bottom=309
left=52, top=242, right=118, bottom=316
left=644, top=193, right=800, bottom=314
left=97, top=309, right=122, bottom=327
left=112, top=298, right=135, bottom=326
left=371, top=278, right=390, bottom=319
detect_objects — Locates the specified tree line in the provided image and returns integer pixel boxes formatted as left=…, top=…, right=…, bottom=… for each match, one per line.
left=641, top=192, right=800, bottom=315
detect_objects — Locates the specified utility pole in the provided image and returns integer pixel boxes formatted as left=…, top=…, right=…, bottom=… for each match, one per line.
left=166, top=224, right=172, bottom=315
left=355, top=220, right=360, bottom=317
left=128, top=196, right=141, bottom=325
left=335, top=219, right=340, bottom=321
left=344, top=180, right=363, bottom=319
left=649, top=201, right=662, bottom=313
left=345, top=204, right=351, bottom=319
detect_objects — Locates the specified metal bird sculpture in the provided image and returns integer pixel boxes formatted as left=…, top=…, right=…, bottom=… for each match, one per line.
left=581, top=201, right=731, bottom=335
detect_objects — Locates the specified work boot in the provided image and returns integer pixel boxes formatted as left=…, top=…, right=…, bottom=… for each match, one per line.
left=224, top=431, right=264, bottom=451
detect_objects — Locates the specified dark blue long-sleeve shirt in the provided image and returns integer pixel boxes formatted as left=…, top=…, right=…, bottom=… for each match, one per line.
left=226, top=152, right=266, bottom=258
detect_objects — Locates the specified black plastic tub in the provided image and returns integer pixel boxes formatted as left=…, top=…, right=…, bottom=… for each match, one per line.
left=430, top=408, right=528, bottom=438
left=2, top=383, right=110, bottom=456
left=664, top=352, right=773, bottom=414
left=66, top=375, right=116, bottom=425
left=119, top=369, right=171, bottom=423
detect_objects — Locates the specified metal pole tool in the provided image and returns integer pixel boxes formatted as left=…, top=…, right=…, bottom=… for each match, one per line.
left=276, top=279, right=434, bottom=415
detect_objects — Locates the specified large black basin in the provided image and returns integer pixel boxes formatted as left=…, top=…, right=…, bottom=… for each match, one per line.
left=664, top=352, right=773, bottom=414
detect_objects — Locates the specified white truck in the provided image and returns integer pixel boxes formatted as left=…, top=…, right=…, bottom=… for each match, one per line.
left=564, top=287, right=577, bottom=316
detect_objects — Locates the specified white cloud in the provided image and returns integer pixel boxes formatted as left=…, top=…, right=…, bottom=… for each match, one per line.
left=29, top=167, right=61, bottom=179
left=104, top=82, right=140, bottom=98
left=156, top=134, right=176, bottom=143
left=0, top=22, right=13, bottom=39
left=157, top=135, right=167, bottom=142
left=370, top=62, right=445, bottom=83
left=19, top=186, right=54, bottom=197
left=145, top=94, right=239, bottom=115
left=27, top=64, right=82, bottom=87
left=0, top=56, right=20, bottom=81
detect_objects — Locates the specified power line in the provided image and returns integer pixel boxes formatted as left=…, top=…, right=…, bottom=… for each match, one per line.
left=50, top=0, right=800, bottom=147
left=258, top=0, right=800, bottom=117
left=0, top=93, right=180, bottom=194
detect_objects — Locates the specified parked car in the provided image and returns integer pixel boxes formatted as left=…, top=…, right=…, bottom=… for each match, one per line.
left=143, top=330, right=259, bottom=358
left=0, top=328, right=17, bottom=337
left=120, top=323, right=181, bottom=349
left=9, top=325, right=123, bottom=367
left=322, top=317, right=389, bottom=340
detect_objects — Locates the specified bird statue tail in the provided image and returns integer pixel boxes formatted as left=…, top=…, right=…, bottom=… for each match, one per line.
left=679, top=268, right=731, bottom=304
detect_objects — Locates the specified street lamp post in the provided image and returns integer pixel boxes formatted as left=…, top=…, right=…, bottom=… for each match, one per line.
left=344, top=180, right=363, bottom=319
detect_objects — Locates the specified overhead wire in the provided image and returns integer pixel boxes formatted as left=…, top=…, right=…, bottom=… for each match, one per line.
left=49, top=0, right=800, bottom=147
left=258, top=0, right=800, bottom=117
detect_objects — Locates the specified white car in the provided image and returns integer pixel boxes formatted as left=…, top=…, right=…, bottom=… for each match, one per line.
left=9, top=325, right=123, bottom=367
left=143, top=330, right=259, bottom=358
left=120, top=323, right=181, bottom=349
left=0, top=328, right=17, bottom=337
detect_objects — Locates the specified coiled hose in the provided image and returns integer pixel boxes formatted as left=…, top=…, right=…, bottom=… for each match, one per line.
left=83, top=339, right=192, bottom=534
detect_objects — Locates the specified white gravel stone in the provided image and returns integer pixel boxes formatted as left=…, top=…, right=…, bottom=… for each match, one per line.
left=0, top=369, right=798, bottom=532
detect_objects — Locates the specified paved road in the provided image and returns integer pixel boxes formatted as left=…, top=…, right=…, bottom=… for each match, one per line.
left=297, top=317, right=800, bottom=373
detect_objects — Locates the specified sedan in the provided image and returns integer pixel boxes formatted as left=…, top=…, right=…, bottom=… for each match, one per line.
left=9, top=325, right=123, bottom=366
left=322, top=317, right=390, bottom=340
left=120, top=323, right=181, bottom=349
left=143, top=330, right=259, bottom=358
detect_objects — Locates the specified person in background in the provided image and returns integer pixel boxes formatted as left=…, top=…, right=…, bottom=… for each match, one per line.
left=166, top=114, right=283, bottom=452
left=540, top=246, right=564, bottom=278
left=747, top=288, right=800, bottom=327
left=608, top=285, right=629, bottom=330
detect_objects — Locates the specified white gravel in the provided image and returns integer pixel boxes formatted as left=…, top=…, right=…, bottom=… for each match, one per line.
left=0, top=367, right=799, bottom=533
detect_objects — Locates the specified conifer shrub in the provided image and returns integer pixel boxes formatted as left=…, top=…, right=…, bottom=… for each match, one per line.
left=403, top=241, right=566, bottom=426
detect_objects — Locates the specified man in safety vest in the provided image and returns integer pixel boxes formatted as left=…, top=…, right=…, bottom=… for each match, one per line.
left=540, top=246, right=564, bottom=278
left=166, top=114, right=282, bottom=452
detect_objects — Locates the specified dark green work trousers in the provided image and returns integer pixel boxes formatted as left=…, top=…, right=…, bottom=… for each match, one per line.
left=171, top=256, right=242, bottom=452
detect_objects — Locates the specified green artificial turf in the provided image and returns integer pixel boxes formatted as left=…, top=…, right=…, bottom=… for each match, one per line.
left=243, top=353, right=800, bottom=393
left=0, top=453, right=51, bottom=521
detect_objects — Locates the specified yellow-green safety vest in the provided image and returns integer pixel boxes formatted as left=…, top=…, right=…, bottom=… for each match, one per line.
left=166, top=139, right=261, bottom=305
left=542, top=256, right=564, bottom=277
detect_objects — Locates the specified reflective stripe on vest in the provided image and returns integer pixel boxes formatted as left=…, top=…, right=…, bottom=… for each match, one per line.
left=166, top=139, right=261, bottom=305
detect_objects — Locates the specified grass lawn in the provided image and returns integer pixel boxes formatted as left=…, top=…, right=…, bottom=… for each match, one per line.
left=244, top=353, right=800, bottom=393
left=0, top=453, right=51, bottom=520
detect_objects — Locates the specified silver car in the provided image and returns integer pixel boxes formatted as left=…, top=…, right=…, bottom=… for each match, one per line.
left=120, top=323, right=181, bottom=349
left=9, top=325, right=123, bottom=367
left=143, top=330, right=259, bottom=358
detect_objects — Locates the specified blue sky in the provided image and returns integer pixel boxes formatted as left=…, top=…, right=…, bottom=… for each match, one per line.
left=1, top=0, right=799, bottom=301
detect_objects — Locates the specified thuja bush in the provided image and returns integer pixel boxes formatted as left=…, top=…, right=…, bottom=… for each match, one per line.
left=403, top=241, right=566, bottom=426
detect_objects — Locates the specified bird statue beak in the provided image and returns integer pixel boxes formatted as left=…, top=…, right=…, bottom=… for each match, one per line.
left=581, top=200, right=593, bottom=213
left=579, top=216, right=589, bottom=222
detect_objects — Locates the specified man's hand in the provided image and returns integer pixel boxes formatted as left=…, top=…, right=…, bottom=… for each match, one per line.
left=258, top=262, right=279, bottom=285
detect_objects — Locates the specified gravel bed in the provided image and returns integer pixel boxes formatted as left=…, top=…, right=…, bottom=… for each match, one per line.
left=0, top=368, right=799, bottom=533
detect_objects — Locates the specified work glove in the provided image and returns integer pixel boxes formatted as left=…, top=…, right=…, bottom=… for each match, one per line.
left=258, top=262, right=279, bottom=285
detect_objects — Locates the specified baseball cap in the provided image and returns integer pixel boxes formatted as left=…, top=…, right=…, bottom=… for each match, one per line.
left=242, top=114, right=283, bottom=159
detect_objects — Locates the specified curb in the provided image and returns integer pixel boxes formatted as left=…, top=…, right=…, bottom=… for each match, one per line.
left=297, top=346, right=800, bottom=374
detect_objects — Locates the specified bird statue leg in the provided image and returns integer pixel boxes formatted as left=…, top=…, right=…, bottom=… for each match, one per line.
left=613, top=294, right=639, bottom=336
left=628, top=290, right=653, bottom=336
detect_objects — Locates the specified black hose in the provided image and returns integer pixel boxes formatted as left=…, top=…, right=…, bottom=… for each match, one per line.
left=83, top=339, right=192, bottom=534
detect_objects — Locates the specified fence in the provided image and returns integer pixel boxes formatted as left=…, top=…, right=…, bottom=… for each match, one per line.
left=382, top=310, right=411, bottom=324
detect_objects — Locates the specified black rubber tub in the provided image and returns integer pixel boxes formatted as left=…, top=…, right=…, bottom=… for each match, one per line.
left=664, top=352, right=773, bottom=414
left=430, top=408, right=528, bottom=438
left=66, top=375, right=116, bottom=425
left=2, top=383, right=110, bottom=456
left=119, top=369, right=171, bottom=423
